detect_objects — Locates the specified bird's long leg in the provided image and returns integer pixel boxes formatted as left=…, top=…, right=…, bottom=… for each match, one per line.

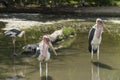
left=97, top=62, right=100, bottom=80
left=12, top=37, right=17, bottom=76
left=12, top=37, right=16, bottom=55
left=46, top=62, right=48, bottom=80
left=40, top=62, right=42, bottom=80
left=91, top=45, right=94, bottom=61
left=97, top=46, right=100, bottom=61
left=23, top=33, right=27, bottom=45
left=22, top=33, right=27, bottom=77
left=91, top=63, right=94, bottom=80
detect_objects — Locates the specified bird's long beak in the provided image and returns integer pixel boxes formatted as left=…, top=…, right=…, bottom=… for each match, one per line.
left=103, top=24, right=110, bottom=33
left=48, top=42, right=57, bottom=56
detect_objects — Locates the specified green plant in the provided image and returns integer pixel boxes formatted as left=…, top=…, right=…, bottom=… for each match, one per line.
left=62, top=27, right=75, bottom=38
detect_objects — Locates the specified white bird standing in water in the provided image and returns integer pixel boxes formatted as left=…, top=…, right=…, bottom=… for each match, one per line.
left=37, top=35, right=57, bottom=80
left=88, top=18, right=110, bottom=61
left=4, top=28, right=26, bottom=77
left=4, top=28, right=26, bottom=55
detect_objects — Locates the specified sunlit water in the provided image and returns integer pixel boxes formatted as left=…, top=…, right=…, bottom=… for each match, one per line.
left=0, top=13, right=85, bottom=30
left=0, top=13, right=120, bottom=80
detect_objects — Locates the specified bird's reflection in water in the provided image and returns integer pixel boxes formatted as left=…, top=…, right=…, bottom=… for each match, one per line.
left=41, top=76, right=53, bottom=80
left=91, top=61, right=114, bottom=80
left=91, top=61, right=100, bottom=80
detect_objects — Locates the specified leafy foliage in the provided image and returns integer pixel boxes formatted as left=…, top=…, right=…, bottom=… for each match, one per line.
left=2, top=0, right=119, bottom=8
left=63, top=27, right=75, bottom=38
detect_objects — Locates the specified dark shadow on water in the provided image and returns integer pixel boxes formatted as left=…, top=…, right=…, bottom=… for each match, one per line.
left=5, top=75, right=53, bottom=80
left=91, top=61, right=114, bottom=70
left=5, top=75, right=24, bottom=80
left=51, top=54, right=66, bottom=62
left=41, top=76, right=53, bottom=80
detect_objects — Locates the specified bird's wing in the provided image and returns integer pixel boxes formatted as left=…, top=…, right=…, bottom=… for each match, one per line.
left=88, top=27, right=96, bottom=53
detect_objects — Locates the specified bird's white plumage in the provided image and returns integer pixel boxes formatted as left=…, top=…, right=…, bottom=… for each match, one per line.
left=37, top=40, right=50, bottom=62
left=18, top=31, right=25, bottom=37
left=88, top=18, right=104, bottom=61
left=3, top=28, right=26, bottom=77
left=91, top=25, right=103, bottom=50
left=4, top=30, right=17, bottom=37
left=49, top=29, right=63, bottom=42
left=37, top=35, right=54, bottom=80
left=4, top=28, right=25, bottom=37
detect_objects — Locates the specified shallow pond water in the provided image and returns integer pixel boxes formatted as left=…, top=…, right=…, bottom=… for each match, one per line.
left=0, top=14, right=120, bottom=80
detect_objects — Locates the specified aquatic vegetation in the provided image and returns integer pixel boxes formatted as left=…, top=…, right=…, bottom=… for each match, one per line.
left=59, top=36, right=76, bottom=48
left=0, top=18, right=120, bottom=80
left=57, top=27, right=76, bottom=41
left=63, top=27, right=75, bottom=37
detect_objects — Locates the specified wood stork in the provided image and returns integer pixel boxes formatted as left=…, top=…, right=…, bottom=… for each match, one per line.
left=4, top=28, right=26, bottom=76
left=49, top=29, right=63, bottom=43
left=37, top=35, right=57, bottom=80
left=4, top=28, right=26, bottom=55
left=88, top=18, right=104, bottom=61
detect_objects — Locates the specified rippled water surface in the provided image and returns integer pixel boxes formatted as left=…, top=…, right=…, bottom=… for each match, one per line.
left=0, top=13, right=120, bottom=80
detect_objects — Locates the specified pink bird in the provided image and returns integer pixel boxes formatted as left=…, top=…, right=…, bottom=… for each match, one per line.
left=37, top=35, right=57, bottom=80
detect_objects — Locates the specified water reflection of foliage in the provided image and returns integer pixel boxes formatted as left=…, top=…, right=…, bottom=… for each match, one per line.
left=103, top=22, right=120, bottom=46
left=63, top=27, right=75, bottom=37
left=0, top=20, right=120, bottom=79
left=60, top=37, right=76, bottom=48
